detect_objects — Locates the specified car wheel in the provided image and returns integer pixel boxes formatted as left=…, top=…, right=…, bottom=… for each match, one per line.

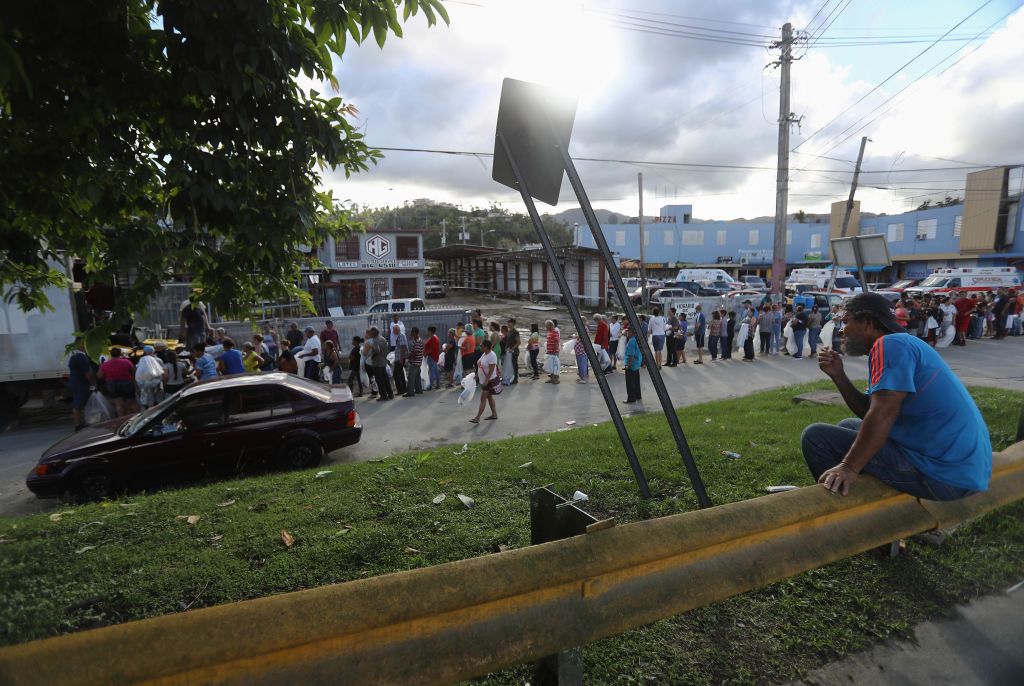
left=276, top=438, right=323, bottom=470
left=75, top=471, right=115, bottom=502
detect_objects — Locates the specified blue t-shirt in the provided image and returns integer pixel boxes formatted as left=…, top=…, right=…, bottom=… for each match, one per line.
left=220, top=349, right=245, bottom=375
left=194, top=353, right=218, bottom=380
left=68, top=350, right=92, bottom=387
left=623, top=337, right=643, bottom=371
left=867, top=333, right=991, bottom=491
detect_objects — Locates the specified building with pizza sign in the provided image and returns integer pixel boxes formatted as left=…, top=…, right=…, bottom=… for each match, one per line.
left=313, top=227, right=427, bottom=314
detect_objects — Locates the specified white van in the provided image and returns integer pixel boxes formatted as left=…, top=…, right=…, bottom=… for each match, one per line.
left=674, top=269, right=740, bottom=287
left=786, top=268, right=862, bottom=294
left=903, top=267, right=1021, bottom=297
left=366, top=298, right=427, bottom=313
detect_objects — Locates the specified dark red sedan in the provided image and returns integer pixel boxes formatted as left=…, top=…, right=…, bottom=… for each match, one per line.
left=27, top=373, right=361, bottom=501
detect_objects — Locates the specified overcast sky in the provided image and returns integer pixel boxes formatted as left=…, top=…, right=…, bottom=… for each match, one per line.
left=322, top=0, right=1024, bottom=220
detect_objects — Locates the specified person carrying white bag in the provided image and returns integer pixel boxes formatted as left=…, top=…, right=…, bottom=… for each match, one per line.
left=135, top=345, right=167, bottom=410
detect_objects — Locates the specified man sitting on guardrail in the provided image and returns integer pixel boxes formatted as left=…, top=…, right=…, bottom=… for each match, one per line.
left=802, top=293, right=991, bottom=501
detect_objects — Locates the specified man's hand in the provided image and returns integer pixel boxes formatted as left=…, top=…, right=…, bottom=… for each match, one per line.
left=818, top=463, right=858, bottom=496
left=818, top=347, right=844, bottom=379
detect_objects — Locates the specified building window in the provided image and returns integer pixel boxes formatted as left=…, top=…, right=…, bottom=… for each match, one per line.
left=339, top=280, right=367, bottom=308
left=683, top=213, right=691, bottom=224
left=954, top=215, right=962, bottom=238
left=682, top=230, right=704, bottom=246
left=335, top=236, right=360, bottom=261
left=748, top=229, right=759, bottom=246
left=396, top=236, right=419, bottom=259
left=786, top=230, right=792, bottom=245
left=810, top=233, right=821, bottom=249
left=615, top=230, right=626, bottom=247
left=917, top=219, right=937, bottom=240
left=887, top=223, right=904, bottom=242
left=392, top=277, right=418, bottom=298
left=664, top=231, right=674, bottom=246
left=716, top=230, right=727, bottom=246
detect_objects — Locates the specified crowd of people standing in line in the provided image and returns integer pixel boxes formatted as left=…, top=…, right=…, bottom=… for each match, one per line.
left=67, top=288, right=1021, bottom=431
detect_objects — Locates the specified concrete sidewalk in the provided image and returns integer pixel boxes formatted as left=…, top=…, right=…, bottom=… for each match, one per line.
left=790, top=582, right=1024, bottom=686
left=337, top=335, right=1024, bottom=463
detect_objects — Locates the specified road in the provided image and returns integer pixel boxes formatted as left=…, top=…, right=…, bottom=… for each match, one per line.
left=2, top=335, right=1021, bottom=518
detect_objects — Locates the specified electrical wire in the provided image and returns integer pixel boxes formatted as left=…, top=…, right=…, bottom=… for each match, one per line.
left=792, top=0, right=995, bottom=152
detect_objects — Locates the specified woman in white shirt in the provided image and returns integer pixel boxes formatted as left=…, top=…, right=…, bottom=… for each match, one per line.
left=608, top=315, right=621, bottom=370
left=649, top=308, right=668, bottom=368
left=470, top=339, right=499, bottom=424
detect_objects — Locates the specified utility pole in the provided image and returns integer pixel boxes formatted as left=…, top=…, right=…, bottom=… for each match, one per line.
left=460, top=216, right=467, bottom=244
left=827, top=136, right=870, bottom=293
left=440, top=218, right=447, bottom=247
left=770, top=22, right=797, bottom=300
left=638, top=173, right=647, bottom=307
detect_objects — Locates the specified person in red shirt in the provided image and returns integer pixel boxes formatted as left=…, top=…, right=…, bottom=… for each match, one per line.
left=544, top=319, right=561, bottom=384
left=952, top=291, right=975, bottom=346
left=593, top=313, right=611, bottom=374
left=424, top=326, right=441, bottom=390
left=320, top=320, right=340, bottom=349
left=97, top=347, right=137, bottom=416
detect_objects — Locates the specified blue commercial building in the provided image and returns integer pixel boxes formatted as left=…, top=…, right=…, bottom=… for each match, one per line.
left=575, top=166, right=1024, bottom=284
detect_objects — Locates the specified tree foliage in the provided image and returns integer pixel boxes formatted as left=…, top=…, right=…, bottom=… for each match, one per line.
left=356, top=202, right=572, bottom=251
left=0, top=0, right=448, bottom=332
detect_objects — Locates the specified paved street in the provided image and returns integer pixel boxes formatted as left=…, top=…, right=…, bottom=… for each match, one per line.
left=2, top=336, right=1021, bottom=518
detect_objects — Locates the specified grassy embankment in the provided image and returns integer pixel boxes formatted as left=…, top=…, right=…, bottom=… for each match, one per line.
left=1, top=382, right=1022, bottom=685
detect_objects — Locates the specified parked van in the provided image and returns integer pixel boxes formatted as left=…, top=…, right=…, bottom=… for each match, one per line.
left=366, top=298, right=427, bottom=313
left=674, top=269, right=740, bottom=288
left=785, top=268, right=862, bottom=294
left=740, top=275, right=767, bottom=291
left=903, top=267, right=1021, bottom=297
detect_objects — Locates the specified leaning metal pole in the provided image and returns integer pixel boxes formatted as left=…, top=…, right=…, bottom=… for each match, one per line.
left=555, top=144, right=712, bottom=508
left=497, top=132, right=652, bottom=499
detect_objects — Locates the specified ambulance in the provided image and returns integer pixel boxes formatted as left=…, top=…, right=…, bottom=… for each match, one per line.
left=785, top=268, right=862, bottom=294
left=903, top=267, right=1021, bottom=297
left=673, top=268, right=741, bottom=289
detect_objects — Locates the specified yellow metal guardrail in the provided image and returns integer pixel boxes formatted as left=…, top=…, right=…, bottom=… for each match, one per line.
left=2, top=443, right=1022, bottom=686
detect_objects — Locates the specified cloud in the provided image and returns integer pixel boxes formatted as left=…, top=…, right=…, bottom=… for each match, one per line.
left=321, top=1, right=1024, bottom=220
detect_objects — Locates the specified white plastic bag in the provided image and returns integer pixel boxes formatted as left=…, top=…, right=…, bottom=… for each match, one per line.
left=84, top=391, right=114, bottom=425
left=543, top=353, right=560, bottom=375
left=501, top=352, right=515, bottom=385
left=438, top=351, right=446, bottom=369
left=561, top=338, right=576, bottom=355
left=358, top=353, right=370, bottom=388
left=597, top=346, right=611, bottom=370
left=457, top=372, right=477, bottom=405
left=616, top=343, right=624, bottom=361
left=420, top=361, right=430, bottom=387
left=453, top=351, right=464, bottom=384
left=820, top=320, right=835, bottom=351
left=937, top=324, right=955, bottom=348
left=736, top=323, right=748, bottom=348
left=784, top=321, right=797, bottom=356
left=135, top=355, right=164, bottom=383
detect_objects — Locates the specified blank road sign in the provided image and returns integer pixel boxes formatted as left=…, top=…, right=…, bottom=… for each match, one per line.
left=492, top=78, right=578, bottom=206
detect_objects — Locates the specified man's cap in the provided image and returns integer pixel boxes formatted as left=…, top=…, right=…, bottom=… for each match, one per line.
left=844, top=293, right=904, bottom=334
left=304, top=326, right=315, bottom=333
left=142, top=345, right=155, bottom=354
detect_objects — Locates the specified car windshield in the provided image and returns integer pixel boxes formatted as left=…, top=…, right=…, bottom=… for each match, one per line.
left=120, top=391, right=181, bottom=437
left=834, top=277, right=860, bottom=288
left=890, top=280, right=915, bottom=289
left=920, top=276, right=948, bottom=287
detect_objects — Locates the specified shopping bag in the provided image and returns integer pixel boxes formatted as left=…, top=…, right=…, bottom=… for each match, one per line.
left=420, top=362, right=430, bottom=387
left=84, top=391, right=114, bottom=425
left=543, top=354, right=560, bottom=375
left=453, top=353, right=464, bottom=384
left=736, top=323, right=748, bottom=348
left=561, top=339, right=575, bottom=355
left=820, top=321, right=835, bottom=350
left=784, top=321, right=797, bottom=356
left=457, top=373, right=477, bottom=405
left=501, top=353, right=515, bottom=385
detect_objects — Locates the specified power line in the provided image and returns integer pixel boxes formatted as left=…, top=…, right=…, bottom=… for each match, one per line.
left=795, top=4, right=1015, bottom=162
left=371, top=145, right=1011, bottom=174
left=792, top=0, right=995, bottom=152
left=584, top=7, right=778, bottom=39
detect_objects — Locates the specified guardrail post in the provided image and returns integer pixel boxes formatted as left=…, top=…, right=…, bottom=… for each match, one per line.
left=529, top=486, right=607, bottom=685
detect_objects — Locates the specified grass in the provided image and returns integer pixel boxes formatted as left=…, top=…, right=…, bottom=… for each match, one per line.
left=1, top=382, right=1022, bottom=685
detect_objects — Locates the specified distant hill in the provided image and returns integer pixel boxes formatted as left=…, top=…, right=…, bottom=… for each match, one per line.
left=548, top=207, right=655, bottom=226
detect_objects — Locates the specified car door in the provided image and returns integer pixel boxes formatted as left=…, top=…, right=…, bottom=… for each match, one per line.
left=205, top=386, right=294, bottom=474
left=122, top=391, right=226, bottom=488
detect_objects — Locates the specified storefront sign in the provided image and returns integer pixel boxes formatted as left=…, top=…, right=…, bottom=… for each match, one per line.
left=336, top=260, right=422, bottom=270
left=803, top=251, right=823, bottom=261
left=366, top=234, right=392, bottom=259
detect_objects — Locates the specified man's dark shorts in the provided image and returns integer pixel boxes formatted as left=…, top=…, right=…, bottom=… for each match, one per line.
left=70, top=383, right=90, bottom=410
left=107, top=380, right=135, bottom=399
left=694, top=332, right=706, bottom=348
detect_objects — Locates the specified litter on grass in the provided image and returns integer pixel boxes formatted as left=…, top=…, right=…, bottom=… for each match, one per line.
left=721, top=451, right=741, bottom=460
left=766, top=485, right=799, bottom=493
left=565, top=420, right=577, bottom=426
left=432, top=494, right=446, bottom=505
left=315, top=470, right=333, bottom=478
left=454, top=444, right=469, bottom=456
left=457, top=494, right=475, bottom=509
left=572, top=491, right=589, bottom=502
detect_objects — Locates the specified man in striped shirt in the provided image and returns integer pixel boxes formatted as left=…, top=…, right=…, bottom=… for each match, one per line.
left=544, top=319, right=561, bottom=385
